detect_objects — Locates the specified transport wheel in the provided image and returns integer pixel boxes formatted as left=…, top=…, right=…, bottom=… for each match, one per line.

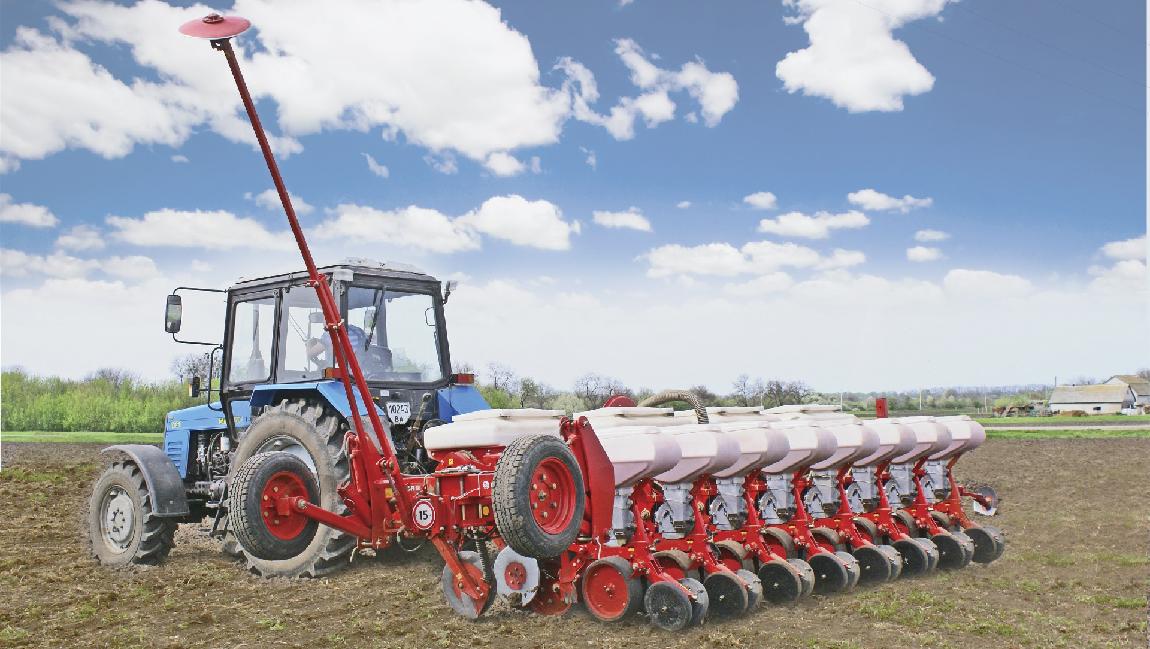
left=852, top=545, right=892, bottom=585
left=644, top=581, right=693, bottom=631
left=714, top=540, right=751, bottom=572
left=932, top=532, right=967, bottom=570
left=230, top=399, right=353, bottom=578
left=836, top=551, right=861, bottom=589
left=757, top=559, right=803, bottom=604
left=853, top=517, right=880, bottom=544
left=892, top=539, right=930, bottom=576
left=229, top=452, right=320, bottom=561
left=653, top=549, right=694, bottom=581
left=493, top=434, right=585, bottom=558
left=951, top=529, right=976, bottom=566
left=703, top=570, right=749, bottom=618
left=679, top=577, right=709, bottom=626
left=809, top=552, right=850, bottom=594
left=736, top=568, right=763, bottom=609
left=88, top=461, right=176, bottom=566
left=966, top=525, right=1006, bottom=564
left=811, top=527, right=847, bottom=553
left=787, top=558, right=816, bottom=597
left=581, top=556, right=643, bottom=623
left=441, top=551, right=495, bottom=620
left=877, top=544, right=903, bottom=580
left=917, top=538, right=940, bottom=571
left=892, top=510, right=921, bottom=538
left=761, top=528, right=797, bottom=559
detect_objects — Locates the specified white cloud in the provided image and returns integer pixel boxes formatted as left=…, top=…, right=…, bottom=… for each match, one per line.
left=170, top=154, right=189, bottom=163
left=314, top=204, right=480, bottom=254
left=363, top=153, right=390, bottom=178
left=848, top=188, right=933, bottom=213
left=580, top=147, right=597, bottom=170
left=743, top=191, right=778, bottom=210
left=676, top=201, right=692, bottom=209
left=943, top=268, right=1032, bottom=299
left=4, top=0, right=577, bottom=169
left=424, top=152, right=459, bottom=175
left=529, top=156, right=542, bottom=174
left=723, top=272, right=794, bottom=296
left=484, top=152, right=526, bottom=177
left=907, top=246, right=943, bottom=262
left=107, top=208, right=294, bottom=251
left=458, top=195, right=580, bottom=250
left=1101, top=235, right=1146, bottom=261
left=646, top=239, right=864, bottom=278
left=1089, top=259, right=1147, bottom=294
left=247, top=188, right=314, bottom=216
left=0, top=248, right=157, bottom=280
left=914, top=229, right=950, bottom=242
left=100, top=255, right=159, bottom=279
left=55, top=225, right=105, bottom=251
left=566, top=38, right=738, bottom=140
left=592, top=207, right=652, bottom=232
left=0, top=193, right=59, bottom=228
left=777, top=0, right=951, bottom=112
left=757, top=210, right=869, bottom=239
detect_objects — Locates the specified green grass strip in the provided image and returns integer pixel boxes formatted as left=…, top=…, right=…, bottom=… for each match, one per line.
left=985, top=428, right=1150, bottom=439
left=2, top=431, right=163, bottom=444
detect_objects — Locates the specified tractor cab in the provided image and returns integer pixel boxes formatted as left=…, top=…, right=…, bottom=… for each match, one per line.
left=162, top=259, right=488, bottom=489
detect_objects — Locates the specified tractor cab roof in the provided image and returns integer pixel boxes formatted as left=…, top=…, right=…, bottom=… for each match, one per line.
left=229, top=258, right=440, bottom=292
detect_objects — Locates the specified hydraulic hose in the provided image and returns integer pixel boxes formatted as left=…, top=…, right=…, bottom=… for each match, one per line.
left=638, top=389, right=710, bottom=424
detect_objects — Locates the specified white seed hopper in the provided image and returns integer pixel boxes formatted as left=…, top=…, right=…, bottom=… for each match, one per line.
left=888, top=416, right=953, bottom=464
left=854, top=419, right=917, bottom=467
left=674, top=406, right=780, bottom=423
left=596, top=425, right=682, bottom=488
left=654, top=424, right=740, bottom=484
left=711, top=421, right=791, bottom=478
left=423, top=409, right=564, bottom=450
left=576, top=407, right=691, bottom=430
left=760, top=419, right=838, bottom=474
left=809, top=420, right=880, bottom=470
left=931, top=415, right=987, bottom=460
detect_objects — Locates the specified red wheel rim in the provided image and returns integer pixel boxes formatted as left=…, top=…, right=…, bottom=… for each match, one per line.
left=655, top=557, right=687, bottom=580
left=717, top=548, right=743, bottom=573
left=810, top=529, right=839, bottom=554
left=504, top=561, right=528, bottom=590
left=584, top=562, right=630, bottom=619
left=450, top=561, right=489, bottom=616
left=260, top=470, right=310, bottom=541
left=529, top=458, right=576, bottom=534
left=761, top=531, right=789, bottom=558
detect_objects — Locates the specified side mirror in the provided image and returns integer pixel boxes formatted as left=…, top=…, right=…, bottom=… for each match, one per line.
left=164, top=294, right=183, bottom=333
left=443, top=280, right=458, bottom=304
left=188, top=376, right=201, bottom=398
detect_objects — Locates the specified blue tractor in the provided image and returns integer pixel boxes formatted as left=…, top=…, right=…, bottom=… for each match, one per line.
left=87, top=260, right=490, bottom=577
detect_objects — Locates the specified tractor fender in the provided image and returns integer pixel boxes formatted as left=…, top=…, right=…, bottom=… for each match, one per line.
left=101, top=445, right=190, bottom=518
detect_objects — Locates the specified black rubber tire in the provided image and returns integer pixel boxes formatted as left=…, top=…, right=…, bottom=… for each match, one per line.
left=680, top=577, right=709, bottom=627
left=809, top=552, right=850, bottom=594
left=967, top=525, right=1006, bottom=564
left=930, top=510, right=959, bottom=532
left=229, top=452, right=320, bottom=561
left=645, top=581, right=693, bottom=631
left=581, top=556, right=644, bottom=622
left=787, top=558, right=816, bottom=597
left=88, top=461, right=176, bottom=566
left=493, top=434, right=585, bottom=558
left=853, top=517, right=881, bottom=543
left=758, top=559, right=803, bottom=604
left=852, top=544, right=893, bottom=585
left=229, top=399, right=353, bottom=577
left=704, top=570, right=749, bottom=618
left=736, top=568, right=763, bottom=610
left=836, top=550, right=861, bottom=589
left=877, top=544, right=904, bottom=580
left=916, top=537, right=940, bottom=572
left=892, top=538, right=930, bottom=576
left=952, top=529, right=976, bottom=566
left=762, top=527, right=798, bottom=559
left=893, top=509, right=921, bottom=538
left=932, top=532, right=966, bottom=570
left=811, top=527, right=847, bottom=553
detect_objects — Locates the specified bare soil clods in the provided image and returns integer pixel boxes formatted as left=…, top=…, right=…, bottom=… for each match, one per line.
left=1, top=440, right=1146, bottom=648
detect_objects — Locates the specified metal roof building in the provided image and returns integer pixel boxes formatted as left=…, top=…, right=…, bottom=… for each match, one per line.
left=1048, top=384, right=1136, bottom=414
left=1105, top=375, right=1150, bottom=406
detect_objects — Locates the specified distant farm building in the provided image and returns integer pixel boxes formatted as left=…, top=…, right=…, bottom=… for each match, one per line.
left=1048, top=384, right=1136, bottom=414
left=1105, top=375, right=1150, bottom=407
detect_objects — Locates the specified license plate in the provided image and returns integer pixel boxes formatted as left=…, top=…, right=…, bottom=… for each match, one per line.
left=385, top=401, right=412, bottom=424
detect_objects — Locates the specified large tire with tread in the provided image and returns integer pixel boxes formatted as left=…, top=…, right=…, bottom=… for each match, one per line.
left=493, top=434, right=585, bottom=558
left=228, top=398, right=354, bottom=577
left=89, top=461, right=176, bottom=566
left=229, top=452, right=320, bottom=561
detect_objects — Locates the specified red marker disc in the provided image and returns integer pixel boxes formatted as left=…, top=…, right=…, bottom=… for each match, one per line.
left=178, top=13, right=251, bottom=39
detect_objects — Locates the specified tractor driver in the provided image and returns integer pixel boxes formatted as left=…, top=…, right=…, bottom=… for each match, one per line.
left=305, top=324, right=394, bottom=378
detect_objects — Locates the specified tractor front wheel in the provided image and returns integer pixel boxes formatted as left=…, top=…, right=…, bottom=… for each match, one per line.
left=88, top=461, right=176, bottom=566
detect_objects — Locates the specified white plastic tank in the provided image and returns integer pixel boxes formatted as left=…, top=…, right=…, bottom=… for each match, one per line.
left=809, top=420, right=880, bottom=470
left=674, top=406, right=780, bottom=423
left=597, top=426, right=682, bottom=488
left=711, top=421, right=791, bottom=478
left=654, top=424, right=740, bottom=483
left=423, top=409, right=563, bottom=450
left=763, top=404, right=842, bottom=417
left=931, top=415, right=987, bottom=460
left=854, top=419, right=917, bottom=467
left=576, top=407, right=691, bottom=430
left=889, top=416, right=952, bottom=464
left=760, top=419, right=838, bottom=474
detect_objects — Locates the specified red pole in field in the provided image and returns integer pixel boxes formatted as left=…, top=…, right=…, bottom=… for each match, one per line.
left=179, top=14, right=415, bottom=524
left=875, top=397, right=889, bottom=419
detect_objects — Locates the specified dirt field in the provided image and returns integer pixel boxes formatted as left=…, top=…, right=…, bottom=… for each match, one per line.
left=1, top=440, right=1146, bottom=649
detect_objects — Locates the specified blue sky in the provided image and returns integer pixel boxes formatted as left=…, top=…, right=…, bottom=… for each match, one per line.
left=0, top=0, right=1146, bottom=392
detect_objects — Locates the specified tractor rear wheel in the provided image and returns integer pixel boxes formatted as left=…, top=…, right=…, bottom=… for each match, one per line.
left=492, top=434, right=585, bottom=558
left=228, top=398, right=354, bottom=577
left=88, top=461, right=176, bottom=566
